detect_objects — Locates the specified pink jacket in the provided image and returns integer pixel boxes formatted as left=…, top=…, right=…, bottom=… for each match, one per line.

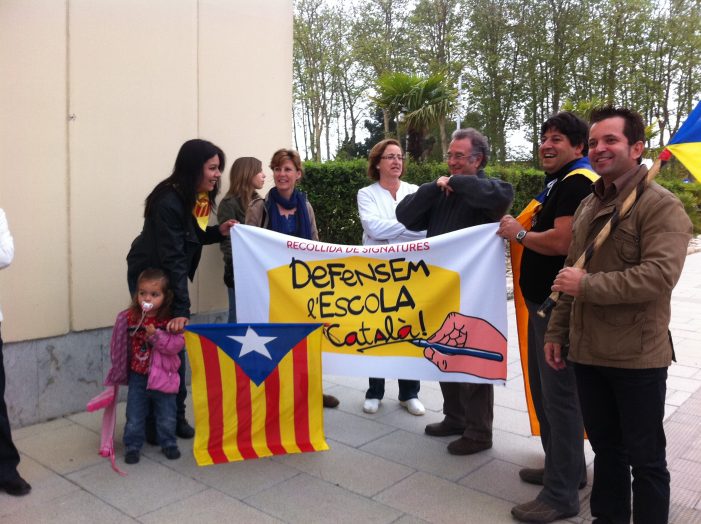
left=104, top=310, right=184, bottom=394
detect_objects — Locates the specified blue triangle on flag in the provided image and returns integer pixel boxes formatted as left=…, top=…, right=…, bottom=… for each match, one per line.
left=186, top=323, right=322, bottom=386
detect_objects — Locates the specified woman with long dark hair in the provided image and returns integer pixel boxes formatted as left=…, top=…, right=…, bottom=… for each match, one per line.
left=127, top=138, right=236, bottom=439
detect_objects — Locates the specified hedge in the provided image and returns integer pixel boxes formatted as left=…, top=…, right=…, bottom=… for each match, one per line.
left=300, top=160, right=700, bottom=244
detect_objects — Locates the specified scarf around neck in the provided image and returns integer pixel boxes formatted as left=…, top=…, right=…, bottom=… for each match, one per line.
left=266, top=187, right=313, bottom=239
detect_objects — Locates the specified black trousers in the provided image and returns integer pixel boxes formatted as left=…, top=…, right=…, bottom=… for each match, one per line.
left=575, top=363, right=669, bottom=524
left=0, top=329, right=21, bottom=482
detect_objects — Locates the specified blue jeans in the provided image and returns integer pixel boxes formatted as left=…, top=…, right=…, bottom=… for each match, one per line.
left=575, top=363, right=669, bottom=524
left=124, top=372, right=177, bottom=452
left=227, top=286, right=236, bottom=323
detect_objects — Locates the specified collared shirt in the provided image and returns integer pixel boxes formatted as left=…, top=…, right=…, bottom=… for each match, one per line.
left=592, top=163, right=642, bottom=213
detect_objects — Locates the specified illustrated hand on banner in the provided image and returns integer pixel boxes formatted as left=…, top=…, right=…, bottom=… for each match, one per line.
left=418, top=312, right=507, bottom=380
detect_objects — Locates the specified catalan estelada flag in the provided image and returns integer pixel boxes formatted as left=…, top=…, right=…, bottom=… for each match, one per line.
left=184, top=323, right=328, bottom=465
left=665, top=100, right=701, bottom=181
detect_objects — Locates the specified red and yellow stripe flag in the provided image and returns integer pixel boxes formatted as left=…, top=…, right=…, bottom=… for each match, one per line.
left=184, top=323, right=328, bottom=465
left=193, top=192, right=211, bottom=231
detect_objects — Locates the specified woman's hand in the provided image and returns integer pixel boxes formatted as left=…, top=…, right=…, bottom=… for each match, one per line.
left=219, top=219, right=238, bottom=236
left=167, top=316, right=189, bottom=333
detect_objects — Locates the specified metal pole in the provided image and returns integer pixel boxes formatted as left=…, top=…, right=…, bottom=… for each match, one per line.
left=455, top=74, right=463, bottom=129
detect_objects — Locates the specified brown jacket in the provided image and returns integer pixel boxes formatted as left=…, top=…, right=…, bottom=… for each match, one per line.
left=545, top=165, right=692, bottom=368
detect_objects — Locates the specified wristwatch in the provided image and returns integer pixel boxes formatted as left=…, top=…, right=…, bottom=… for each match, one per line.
left=515, top=229, right=528, bottom=244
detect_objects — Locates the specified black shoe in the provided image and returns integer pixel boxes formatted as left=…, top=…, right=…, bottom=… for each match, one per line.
left=447, top=437, right=492, bottom=455
left=124, top=451, right=140, bottom=464
left=145, top=423, right=158, bottom=446
left=519, top=467, right=587, bottom=489
left=323, top=394, right=339, bottom=408
left=162, top=446, right=181, bottom=460
left=176, top=419, right=195, bottom=439
left=0, top=476, right=31, bottom=496
left=424, top=421, right=465, bottom=437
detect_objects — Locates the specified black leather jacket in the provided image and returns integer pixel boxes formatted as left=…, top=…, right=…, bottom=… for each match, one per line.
left=127, top=187, right=223, bottom=318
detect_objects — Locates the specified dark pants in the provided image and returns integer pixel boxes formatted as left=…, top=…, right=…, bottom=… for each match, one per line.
left=526, top=300, right=586, bottom=513
left=227, top=286, right=237, bottom=323
left=124, top=372, right=177, bottom=452
left=0, top=329, right=21, bottom=482
left=439, top=381, right=493, bottom=443
left=366, top=378, right=420, bottom=402
left=575, top=363, right=669, bottom=524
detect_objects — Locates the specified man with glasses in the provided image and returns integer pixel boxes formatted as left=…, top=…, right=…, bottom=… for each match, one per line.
left=396, top=128, right=513, bottom=455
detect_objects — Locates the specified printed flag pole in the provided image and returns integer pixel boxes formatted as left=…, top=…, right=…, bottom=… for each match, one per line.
left=538, top=101, right=701, bottom=318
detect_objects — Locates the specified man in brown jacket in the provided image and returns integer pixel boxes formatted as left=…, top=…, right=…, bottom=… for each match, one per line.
left=544, top=107, right=692, bottom=523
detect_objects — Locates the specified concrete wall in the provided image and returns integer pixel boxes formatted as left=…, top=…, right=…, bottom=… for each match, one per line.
left=0, top=0, right=293, bottom=426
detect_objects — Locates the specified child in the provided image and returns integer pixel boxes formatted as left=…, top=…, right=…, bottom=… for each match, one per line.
left=107, top=268, right=184, bottom=464
left=217, top=156, right=266, bottom=322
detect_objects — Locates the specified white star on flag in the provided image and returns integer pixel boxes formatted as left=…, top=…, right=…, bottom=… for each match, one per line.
left=229, top=327, right=276, bottom=360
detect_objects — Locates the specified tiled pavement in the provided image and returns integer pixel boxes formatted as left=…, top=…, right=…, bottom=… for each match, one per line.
left=2, top=253, right=700, bottom=523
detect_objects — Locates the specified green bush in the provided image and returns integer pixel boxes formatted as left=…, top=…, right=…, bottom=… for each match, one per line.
left=658, top=179, right=701, bottom=233
left=300, top=161, right=700, bottom=244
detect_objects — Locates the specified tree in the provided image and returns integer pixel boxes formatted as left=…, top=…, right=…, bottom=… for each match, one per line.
left=294, top=0, right=336, bottom=160
left=373, top=72, right=456, bottom=161
left=463, top=0, right=526, bottom=162
left=406, top=0, right=466, bottom=153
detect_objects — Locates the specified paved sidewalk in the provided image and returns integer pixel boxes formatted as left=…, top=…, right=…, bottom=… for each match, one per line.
left=2, top=253, right=700, bottom=523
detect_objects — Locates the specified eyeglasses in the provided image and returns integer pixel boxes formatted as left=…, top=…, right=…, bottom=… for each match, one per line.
left=380, top=154, right=404, bottom=161
left=443, top=153, right=478, bottom=161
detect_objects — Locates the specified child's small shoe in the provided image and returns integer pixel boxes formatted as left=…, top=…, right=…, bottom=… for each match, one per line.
left=162, top=446, right=181, bottom=460
left=125, top=450, right=140, bottom=464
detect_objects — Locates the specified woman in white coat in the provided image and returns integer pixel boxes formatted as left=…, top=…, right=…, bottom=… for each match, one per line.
left=357, top=139, right=426, bottom=416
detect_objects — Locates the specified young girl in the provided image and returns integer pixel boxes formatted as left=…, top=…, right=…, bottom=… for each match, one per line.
left=217, top=157, right=266, bottom=322
left=106, top=268, right=184, bottom=464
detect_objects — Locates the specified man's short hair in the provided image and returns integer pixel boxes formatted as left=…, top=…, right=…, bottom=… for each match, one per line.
left=451, top=128, right=489, bottom=169
left=541, top=111, right=589, bottom=156
left=589, top=106, right=645, bottom=146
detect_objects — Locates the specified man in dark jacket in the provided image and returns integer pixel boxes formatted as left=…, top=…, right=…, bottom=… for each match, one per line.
left=396, top=128, right=514, bottom=455
left=498, top=112, right=596, bottom=522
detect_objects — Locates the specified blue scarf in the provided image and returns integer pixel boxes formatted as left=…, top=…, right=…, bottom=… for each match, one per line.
left=266, top=187, right=313, bottom=240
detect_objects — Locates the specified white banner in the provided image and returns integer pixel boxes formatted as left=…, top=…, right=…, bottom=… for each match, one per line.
left=233, top=224, right=508, bottom=384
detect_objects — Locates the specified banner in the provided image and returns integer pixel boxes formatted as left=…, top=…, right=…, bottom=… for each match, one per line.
left=185, top=323, right=328, bottom=465
left=234, top=224, right=508, bottom=384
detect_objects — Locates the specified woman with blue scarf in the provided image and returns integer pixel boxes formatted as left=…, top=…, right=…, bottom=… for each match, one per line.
left=246, top=149, right=338, bottom=409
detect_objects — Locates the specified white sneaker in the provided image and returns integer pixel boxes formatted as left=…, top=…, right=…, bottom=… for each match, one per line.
left=400, top=398, right=426, bottom=416
left=363, top=398, right=380, bottom=414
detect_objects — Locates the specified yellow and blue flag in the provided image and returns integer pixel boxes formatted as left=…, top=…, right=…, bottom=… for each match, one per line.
left=665, top=100, right=701, bottom=181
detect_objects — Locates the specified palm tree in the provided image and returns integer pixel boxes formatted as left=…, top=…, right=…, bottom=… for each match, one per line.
left=373, top=72, right=456, bottom=161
